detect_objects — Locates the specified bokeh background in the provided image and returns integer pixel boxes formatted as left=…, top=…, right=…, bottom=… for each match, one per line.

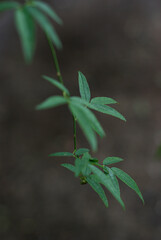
left=0, top=0, right=161, bottom=239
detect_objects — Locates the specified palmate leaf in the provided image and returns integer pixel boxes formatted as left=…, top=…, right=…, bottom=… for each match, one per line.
left=78, top=72, right=91, bottom=102
left=88, top=103, right=126, bottom=121
left=36, top=96, right=67, bottom=110
left=43, top=75, right=70, bottom=95
left=75, top=148, right=89, bottom=156
left=112, top=167, right=144, bottom=203
left=0, top=1, right=19, bottom=12
left=69, top=102, right=97, bottom=151
left=89, top=165, right=125, bottom=208
left=70, top=100, right=105, bottom=138
left=86, top=176, right=108, bottom=207
left=103, top=157, right=124, bottom=165
left=14, top=7, right=36, bottom=63
left=27, top=7, right=62, bottom=49
left=49, top=152, right=73, bottom=157
left=33, top=1, right=63, bottom=25
left=91, top=97, right=117, bottom=105
left=61, top=163, right=75, bottom=173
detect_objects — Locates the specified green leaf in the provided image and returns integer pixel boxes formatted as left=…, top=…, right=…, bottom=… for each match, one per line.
left=70, top=100, right=105, bottom=138
left=27, top=7, right=62, bottom=49
left=75, top=158, right=91, bottom=177
left=49, top=152, right=73, bottom=157
left=36, top=96, right=67, bottom=110
left=90, top=174, right=101, bottom=183
left=86, top=176, right=108, bottom=207
left=69, top=103, right=97, bottom=151
left=75, top=148, right=89, bottom=156
left=88, top=103, right=126, bottom=121
left=70, top=96, right=89, bottom=105
left=61, top=163, right=75, bottom=173
left=0, top=1, right=19, bottom=12
left=43, top=75, right=70, bottom=95
left=78, top=71, right=91, bottom=102
left=82, top=152, right=91, bottom=159
left=103, top=157, right=124, bottom=165
left=75, top=158, right=83, bottom=177
left=104, top=166, right=120, bottom=194
left=33, top=1, right=63, bottom=25
left=112, top=167, right=144, bottom=203
left=14, top=7, right=36, bottom=63
left=89, top=165, right=125, bottom=208
left=91, top=97, right=117, bottom=105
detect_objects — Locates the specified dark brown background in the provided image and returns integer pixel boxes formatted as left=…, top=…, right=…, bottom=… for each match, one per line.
left=0, top=0, right=161, bottom=239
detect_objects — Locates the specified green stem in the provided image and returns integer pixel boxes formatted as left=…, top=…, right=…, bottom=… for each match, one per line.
left=73, top=116, right=77, bottom=152
left=46, top=34, right=77, bottom=152
left=47, top=35, right=64, bottom=85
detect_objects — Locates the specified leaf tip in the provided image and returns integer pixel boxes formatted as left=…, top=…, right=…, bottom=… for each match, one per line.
left=35, top=105, right=41, bottom=110
left=121, top=115, right=127, bottom=122
left=140, top=194, right=145, bottom=204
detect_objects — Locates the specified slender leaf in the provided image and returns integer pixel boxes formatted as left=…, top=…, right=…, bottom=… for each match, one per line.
left=27, top=7, right=62, bottom=49
left=103, top=157, right=124, bottom=165
left=49, top=152, right=73, bottom=157
left=81, top=154, right=92, bottom=176
left=14, top=7, right=36, bottom=63
left=104, top=166, right=120, bottom=194
left=43, top=75, right=70, bottom=95
left=70, top=96, right=88, bottom=105
left=70, top=100, right=105, bottom=138
left=86, top=176, right=108, bottom=207
left=88, top=103, right=126, bottom=121
left=0, top=1, right=19, bottom=12
left=112, top=167, right=144, bottom=203
left=69, top=102, right=97, bottom=151
left=75, top=148, right=89, bottom=156
left=82, top=152, right=91, bottom=159
left=90, top=174, right=101, bottom=183
left=91, top=97, right=117, bottom=105
left=36, top=96, right=67, bottom=110
left=75, top=158, right=91, bottom=177
left=61, top=163, right=75, bottom=173
left=33, top=1, right=63, bottom=25
left=89, top=165, right=125, bottom=208
left=75, top=158, right=83, bottom=177
left=78, top=71, right=91, bottom=102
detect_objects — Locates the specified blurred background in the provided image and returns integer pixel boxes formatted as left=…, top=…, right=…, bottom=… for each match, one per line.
left=0, top=0, right=161, bottom=239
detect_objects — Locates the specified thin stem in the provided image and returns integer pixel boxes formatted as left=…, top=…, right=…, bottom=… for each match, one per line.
left=47, top=35, right=64, bottom=85
left=73, top=116, right=77, bottom=152
left=46, top=34, right=77, bottom=152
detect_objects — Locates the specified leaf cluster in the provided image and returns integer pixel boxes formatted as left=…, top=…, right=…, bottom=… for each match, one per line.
left=0, top=0, right=62, bottom=62
left=0, top=1, right=144, bottom=209
left=37, top=72, right=126, bottom=151
left=50, top=150, right=144, bottom=208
